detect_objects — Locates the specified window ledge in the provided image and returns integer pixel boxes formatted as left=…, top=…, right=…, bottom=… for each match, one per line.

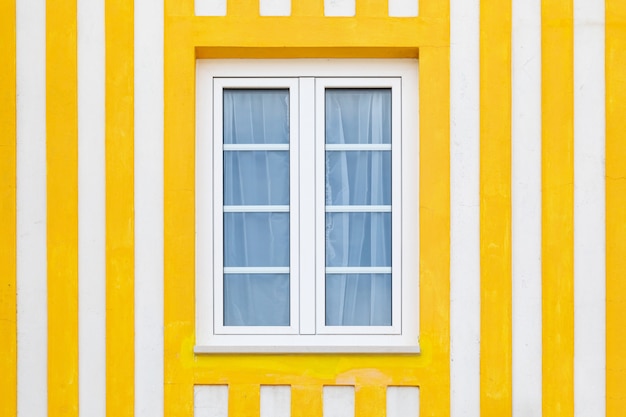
left=194, top=345, right=421, bottom=354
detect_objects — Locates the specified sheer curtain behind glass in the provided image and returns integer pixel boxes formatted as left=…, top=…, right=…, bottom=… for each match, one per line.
left=222, top=89, right=290, bottom=326
left=325, top=89, right=393, bottom=326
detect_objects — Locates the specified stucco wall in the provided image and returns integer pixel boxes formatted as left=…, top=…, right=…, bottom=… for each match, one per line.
left=0, top=0, right=623, bottom=416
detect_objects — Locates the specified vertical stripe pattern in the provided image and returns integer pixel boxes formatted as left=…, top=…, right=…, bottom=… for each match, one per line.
left=3, top=0, right=616, bottom=416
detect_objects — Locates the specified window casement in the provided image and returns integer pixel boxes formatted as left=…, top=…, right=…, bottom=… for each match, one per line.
left=195, top=60, right=419, bottom=353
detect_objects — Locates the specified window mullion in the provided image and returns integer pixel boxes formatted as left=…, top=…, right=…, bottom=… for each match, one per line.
left=299, top=77, right=316, bottom=335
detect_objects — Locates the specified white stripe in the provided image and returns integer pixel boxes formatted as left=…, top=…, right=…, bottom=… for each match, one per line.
left=194, top=386, right=228, bottom=417
left=386, top=386, right=419, bottom=417
left=388, top=0, right=418, bottom=17
left=323, top=386, right=355, bottom=417
left=135, top=0, right=164, bottom=412
left=511, top=0, right=543, bottom=415
left=260, top=386, right=291, bottom=417
left=78, top=0, right=106, bottom=413
left=574, top=0, right=605, bottom=415
left=195, top=0, right=226, bottom=16
left=324, top=0, right=354, bottom=17
left=16, top=0, right=47, bottom=415
left=260, top=0, right=290, bottom=16
left=450, top=0, right=480, bottom=414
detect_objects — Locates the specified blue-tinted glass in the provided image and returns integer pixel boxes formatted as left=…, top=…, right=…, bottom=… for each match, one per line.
left=224, top=151, right=289, bottom=205
left=224, top=213, right=289, bottom=267
left=325, top=89, right=391, bottom=145
left=325, top=151, right=391, bottom=205
left=224, top=274, right=289, bottom=326
left=325, top=212, right=391, bottom=267
left=224, top=90, right=289, bottom=144
left=325, top=274, right=391, bottom=326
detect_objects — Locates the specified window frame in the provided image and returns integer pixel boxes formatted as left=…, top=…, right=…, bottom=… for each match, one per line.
left=195, top=59, right=420, bottom=353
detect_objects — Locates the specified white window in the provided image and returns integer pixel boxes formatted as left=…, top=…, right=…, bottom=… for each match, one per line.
left=196, top=60, right=419, bottom=352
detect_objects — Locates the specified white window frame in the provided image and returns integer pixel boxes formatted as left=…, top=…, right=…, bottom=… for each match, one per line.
left=195, top=59, right=420, bottom=353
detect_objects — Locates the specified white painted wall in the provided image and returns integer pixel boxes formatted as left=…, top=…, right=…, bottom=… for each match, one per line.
left=573, top=0, right=606, bottom=415
left=450, top=0, right=480, bottom=415
left=194, top=386, right=229, bottom=417
left=323, top=386, right=355, bottom=417
left=261, top=386, right=291, bottom=417
left=16, top=0, right=47, bottom=414
left=78, top=0, right=106, bottom=414
left=511, top=0, right=543, bottom=415
left=134, top=0, right=164, bottom=414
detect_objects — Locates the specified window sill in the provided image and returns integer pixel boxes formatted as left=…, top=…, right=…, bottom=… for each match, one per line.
left=193, top=345, right=421, bottom=354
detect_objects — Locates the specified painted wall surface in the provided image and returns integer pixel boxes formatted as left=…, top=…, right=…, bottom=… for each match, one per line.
left=0, top=0, right=623, bottom=416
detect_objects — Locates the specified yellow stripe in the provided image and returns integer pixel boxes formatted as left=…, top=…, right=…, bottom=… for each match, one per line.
left=164, top=23, right=195, bottom=416
left=292, top=0, right=324, bottom=17
left=419, top=44, right=451, bottom=415
left=606, top=1, right=626, bottom=415
left=105, top=0, right=135, bottom=414
left=355, top=385, right=385, bottom=417
left=47, top=0, right=79, bottom=414
left=357, top=0, right=387, bottom=17
left=230, top=384, right=261, bottom=415
left=541, top=0, right=574, bottom=415
left=229, top=0, right=257, bottom=17
left=292, top=385, right=323, bottom=417
left=479, top=0, right=512, bottom=414
left=0, top=0, right=16, bottom=415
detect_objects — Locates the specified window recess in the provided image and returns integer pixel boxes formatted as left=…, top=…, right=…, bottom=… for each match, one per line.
left=196, top=60, right=419, bottom=352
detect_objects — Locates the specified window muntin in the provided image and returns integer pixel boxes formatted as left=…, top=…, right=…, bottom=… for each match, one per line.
left=196, top=59, right=419, bottom=351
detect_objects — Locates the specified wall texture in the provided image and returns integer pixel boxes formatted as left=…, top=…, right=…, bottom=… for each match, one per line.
left=0, top=0, right=623, bottom=416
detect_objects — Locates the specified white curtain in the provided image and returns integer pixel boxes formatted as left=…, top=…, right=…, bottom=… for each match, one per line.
left=222, top=90, right=290, bottom=326
left=324, top=89, right=393, bottom=326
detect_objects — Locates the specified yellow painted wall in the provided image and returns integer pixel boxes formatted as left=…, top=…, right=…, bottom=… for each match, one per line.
left=164, top=1, right=449, bottom=416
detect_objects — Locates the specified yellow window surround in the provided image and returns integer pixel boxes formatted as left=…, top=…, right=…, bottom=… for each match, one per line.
left=164, top=0, right=450, bottom=415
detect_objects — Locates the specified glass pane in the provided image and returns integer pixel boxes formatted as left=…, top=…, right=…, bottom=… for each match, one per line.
left=224, top=151, right=289, bottom=205
left=224, top=274, right=289, bottom=326
left=325, top=212, right=391, bottom=267
left=325, top=151, right=391, bottom=205
left=325, top=274, right=391, bottom=326
left=325, top=89, right=391, bottom=145
left=224, top=90, right=289, bottom=144
left=224, top=213, right=289, bottom=267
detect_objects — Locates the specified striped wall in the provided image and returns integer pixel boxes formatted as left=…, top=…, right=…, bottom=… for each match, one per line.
left=0, top=0, right=623, bottom=416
